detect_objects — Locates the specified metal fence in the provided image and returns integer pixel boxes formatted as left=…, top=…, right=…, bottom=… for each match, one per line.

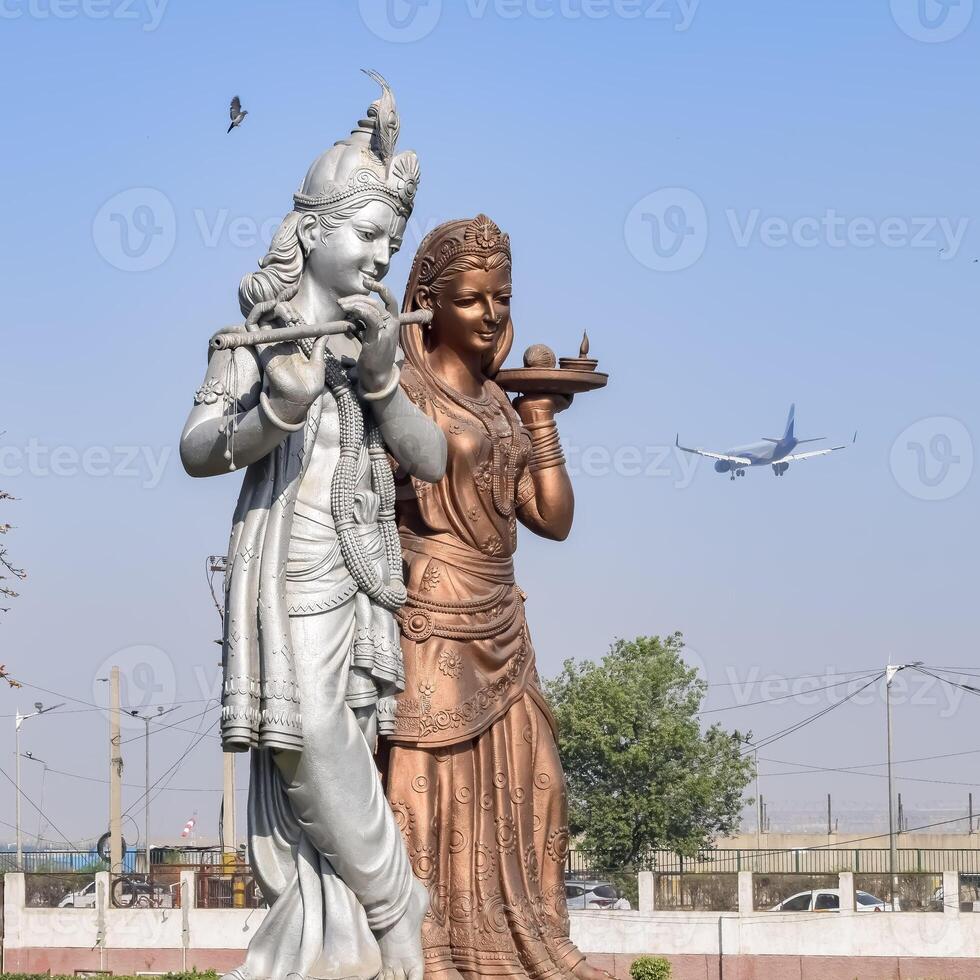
left=109, top=872, right=182, bottom=909
left=0, top=848, right=138, bottom=873
left=9, top=867, right=980, bottom=915
left=565, top=848, right=980, bottom=876
left=24, top=872, right=99, bottom=909
left=197, top=870, right=266, bottom=909
left=960, top=874, right=980, bottom=911
left=655, top=873, right=738, bottom=911
left=752, top=873, right=839, bottom=911
left=854, top=873, right=944, bottom=912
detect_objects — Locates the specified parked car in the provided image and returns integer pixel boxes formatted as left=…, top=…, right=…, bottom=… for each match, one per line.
left=58, top=880, right=97, bottom=909
left=565, top=880, right=631, bottom=910
left=770, top=888, right=894, bottom=912
left=58, top=876, right=172, bottom=910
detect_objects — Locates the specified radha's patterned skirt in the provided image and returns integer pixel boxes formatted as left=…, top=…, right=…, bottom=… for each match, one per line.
left=383, top=689, right=587, bottom=980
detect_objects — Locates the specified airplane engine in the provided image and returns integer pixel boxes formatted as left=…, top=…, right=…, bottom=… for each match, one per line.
left=772, top=462, right=789, bottom=476
left=714, top=460, right=731, bottom=473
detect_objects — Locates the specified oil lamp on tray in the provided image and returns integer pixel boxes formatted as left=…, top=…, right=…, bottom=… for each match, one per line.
left=495, top=331, right=609, bottom=397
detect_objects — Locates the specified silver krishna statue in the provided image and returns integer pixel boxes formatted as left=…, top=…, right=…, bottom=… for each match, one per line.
left=180, top=73, right=445, bottom=980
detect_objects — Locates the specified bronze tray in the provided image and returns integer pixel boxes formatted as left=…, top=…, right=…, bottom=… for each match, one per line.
left=494, top=367, right=609, bottom=396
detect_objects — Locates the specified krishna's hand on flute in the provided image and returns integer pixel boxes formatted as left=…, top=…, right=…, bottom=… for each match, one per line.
left=258, top=285, right=388, bottom=425
left=339, top=280, right=400, bottom=396
left=260, top=334, right=332, bottom=426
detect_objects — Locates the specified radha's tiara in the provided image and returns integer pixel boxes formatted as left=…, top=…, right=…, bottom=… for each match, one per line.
left=416, top=214, right=512, bottom=286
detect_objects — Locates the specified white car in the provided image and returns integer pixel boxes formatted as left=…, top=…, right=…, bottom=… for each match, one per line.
left=770, top=888, right=894, bottom=912
left=57, top=877, right=159, bottom=909
left=565, top=880, right=632, bottom=910
left=58, top=880, right=97, bottom=908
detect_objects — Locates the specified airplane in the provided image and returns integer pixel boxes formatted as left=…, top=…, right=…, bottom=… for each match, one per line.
left=675, top=405, right=856, bottom=481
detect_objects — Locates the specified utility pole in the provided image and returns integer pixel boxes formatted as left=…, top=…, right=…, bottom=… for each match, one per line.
left=970, top=793, right=975, bottom=835
left=886, top=661, right=922, bottom=911
left=144, top=713, right=150, bottom=872
left=14, top=702, right=63, bottom=869
left=754, top=748, right=761, bottom=849
left=109, top=666, right=123, bottom=875
left=222, top=752, right=237, bottom=858
left=15, top=712, right=23, bottom=868
left=208, top=553, right=235, bottom=863
left=827, top=794, right=832, bottom=837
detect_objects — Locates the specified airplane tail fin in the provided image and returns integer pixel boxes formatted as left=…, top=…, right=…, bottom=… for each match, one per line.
left=764, top=404, right=796, bottom=443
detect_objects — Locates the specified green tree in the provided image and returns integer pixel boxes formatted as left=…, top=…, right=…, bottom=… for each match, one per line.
left=545, top=633, right=754, bottom=869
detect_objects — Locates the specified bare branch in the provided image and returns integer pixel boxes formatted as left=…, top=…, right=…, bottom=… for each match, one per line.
left=0, top=474, right=25, bottom=620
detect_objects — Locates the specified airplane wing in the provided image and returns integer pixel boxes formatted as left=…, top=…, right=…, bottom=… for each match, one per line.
left=675, top=435, right=751, bottom=466
left=780, top=433, right=857, bottom=464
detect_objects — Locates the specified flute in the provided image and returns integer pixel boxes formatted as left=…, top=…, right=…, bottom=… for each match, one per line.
left=210, top=309, right=432, bottom=352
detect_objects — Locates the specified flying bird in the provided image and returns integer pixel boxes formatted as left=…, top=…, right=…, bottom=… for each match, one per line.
left=227, top=95, right=248, bottom=133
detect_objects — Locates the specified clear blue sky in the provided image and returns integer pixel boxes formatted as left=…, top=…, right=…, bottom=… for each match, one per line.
left=1, top=0, right=978, bottom=847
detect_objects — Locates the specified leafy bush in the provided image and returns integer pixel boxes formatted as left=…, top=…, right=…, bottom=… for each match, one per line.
left=629, top=955, right=672, bottom=980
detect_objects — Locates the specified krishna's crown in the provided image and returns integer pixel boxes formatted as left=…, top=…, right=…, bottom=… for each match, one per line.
left=293, top=70, right=420, bottom=219
left=415, top=214, right=512, bottom=286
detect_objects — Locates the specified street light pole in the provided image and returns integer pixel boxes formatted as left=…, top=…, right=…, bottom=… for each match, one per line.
left=131, top=705, right=179, bottom=873
left=885, top=661, right=923, bottom=912
left=886, top=665, right=898, bottom=911
left=15, top=713, right=23, bottom=869
left=14, top=702, right=63, bottom=869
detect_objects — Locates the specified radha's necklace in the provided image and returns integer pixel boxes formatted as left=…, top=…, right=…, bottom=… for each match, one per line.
left=427, top=369, right=521, bottom=518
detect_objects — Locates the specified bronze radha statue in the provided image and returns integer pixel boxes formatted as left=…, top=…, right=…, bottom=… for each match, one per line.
left=382, top=215, right=610, bottom=980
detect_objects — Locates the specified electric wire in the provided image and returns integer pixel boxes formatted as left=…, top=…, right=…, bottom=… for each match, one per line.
left=121, top=717, right=218, bottom=820
left=699, top=670, right=882, bottom=714
left=0, top=763, right=84, bottom=853
left=742, top=673, right=884, bottom=754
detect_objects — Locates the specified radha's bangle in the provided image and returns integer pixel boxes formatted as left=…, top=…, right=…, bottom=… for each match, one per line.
left=259, top=391, right=307, bottom=432
left=530, top=449, right=566, bottom=473
left=359, top=365, right=401, bottom=402
left=526, top=418, right=566, bottom=472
